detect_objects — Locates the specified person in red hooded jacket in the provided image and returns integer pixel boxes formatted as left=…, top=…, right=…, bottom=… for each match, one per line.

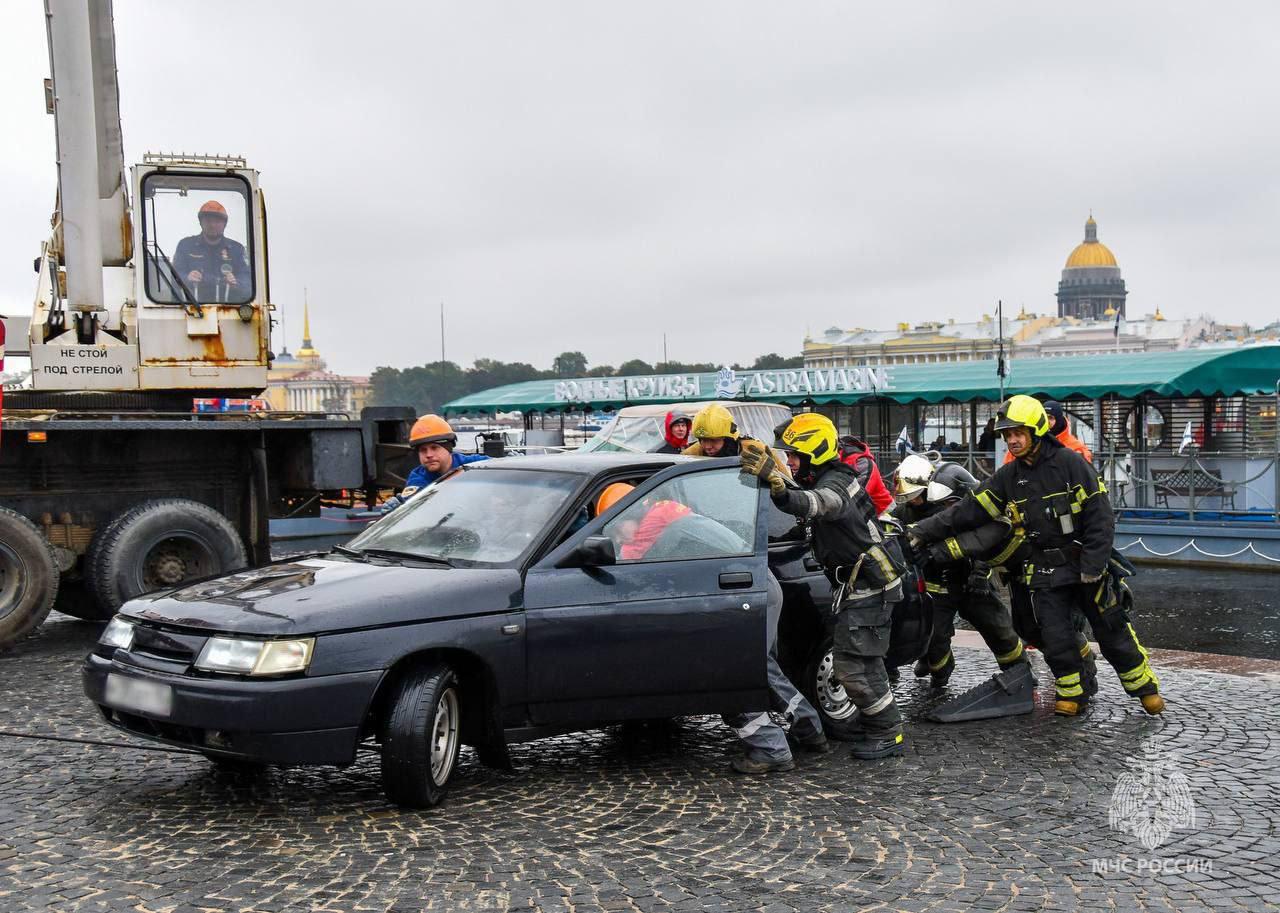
left=656, top=410, right=693, bottom=453
left=838, top=436, right=893, bottom=514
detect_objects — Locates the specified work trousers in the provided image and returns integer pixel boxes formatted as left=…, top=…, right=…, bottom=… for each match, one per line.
left=924, top=581, right=1025, bottom=672
left=1027, top=583, right=1160, bottom=701
left=1007, top=579, right=1096, bottom=686
left=832, top=590, right=902, bottom=736
left=723, top=572, right=824, bottom=761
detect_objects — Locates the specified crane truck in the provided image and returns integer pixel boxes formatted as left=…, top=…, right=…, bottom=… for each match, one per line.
left=0, top=0, right=413, bottom=649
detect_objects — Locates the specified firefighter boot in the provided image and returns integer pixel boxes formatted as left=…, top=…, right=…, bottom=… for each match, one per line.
left=786, top=727, right=833, bottom=754
left=928, top=652, right=956, bottom=689
left=1081, top=644, right=1099, bottom=699
left=1140, top=694, right=1166, bottom=715
left=850, top=698, right=904, bottom=760
left=730, top=752, right=796, bottom=775
left=851, top=731, right=905, bottom=760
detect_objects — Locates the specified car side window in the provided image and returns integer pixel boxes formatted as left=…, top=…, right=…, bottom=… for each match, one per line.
left=767, top=500, right=806, bottom=543
left=602, top=468, right=758, bottom=563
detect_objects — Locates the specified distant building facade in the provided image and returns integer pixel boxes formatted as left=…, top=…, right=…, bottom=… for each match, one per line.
left=265, top=302, right=371, bottom=414
left=803, top=214, right=1241, bottom=370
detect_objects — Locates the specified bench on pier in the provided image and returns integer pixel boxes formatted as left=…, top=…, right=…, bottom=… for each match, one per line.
left=1152, top=467, right=1237, bottom=510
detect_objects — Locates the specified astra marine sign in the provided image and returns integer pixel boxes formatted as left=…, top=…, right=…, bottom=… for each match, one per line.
left=554, top=365, right=893, bottom=403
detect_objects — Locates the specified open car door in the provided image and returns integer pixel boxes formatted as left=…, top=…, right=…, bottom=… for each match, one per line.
left=523, top=461, right=770, bottom=725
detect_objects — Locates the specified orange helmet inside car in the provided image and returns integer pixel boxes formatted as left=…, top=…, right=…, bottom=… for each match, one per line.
left=595, top=482, right=635, bottom=516
left=198, top=200, right=228, bottom=219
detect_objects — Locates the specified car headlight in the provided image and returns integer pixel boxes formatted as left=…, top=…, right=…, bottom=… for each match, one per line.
left=194, top=636, right=315, bottom=676
left=100, top=617, right=136, bottom=650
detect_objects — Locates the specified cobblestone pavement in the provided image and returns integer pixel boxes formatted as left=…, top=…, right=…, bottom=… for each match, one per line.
left=3, top=614, right=1278, bottom=913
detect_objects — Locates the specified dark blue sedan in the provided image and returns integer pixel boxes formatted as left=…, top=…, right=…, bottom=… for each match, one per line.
left=84, top=454, right=926, bottom=807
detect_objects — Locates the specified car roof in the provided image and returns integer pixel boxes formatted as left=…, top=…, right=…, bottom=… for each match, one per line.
left=467, top=452, right=697, bottom=474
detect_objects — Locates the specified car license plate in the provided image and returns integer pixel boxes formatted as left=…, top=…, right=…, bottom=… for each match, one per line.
left=104, top=673, right=173, bottom=718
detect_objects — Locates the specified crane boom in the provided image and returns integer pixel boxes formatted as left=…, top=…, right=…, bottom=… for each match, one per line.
left=27, top=0, right=271, bottom=396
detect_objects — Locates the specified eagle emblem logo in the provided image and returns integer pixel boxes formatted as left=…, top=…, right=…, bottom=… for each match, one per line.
left=1108, top=739, right=1197, bottom=850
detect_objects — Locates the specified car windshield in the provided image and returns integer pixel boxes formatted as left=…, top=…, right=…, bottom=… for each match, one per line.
left=578, top=416, right=667, bottom=453
left=578, top=403, right=795, bottom=454
left=346, top=469, right=581, bottom=565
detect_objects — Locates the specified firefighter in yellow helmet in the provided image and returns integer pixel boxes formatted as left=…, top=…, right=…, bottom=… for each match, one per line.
left=742, top=412, right=908, bottom=759
left=682, top=403, right=742, bottom=457
left=684, top=403, right=791, bottom=475
left=908, top=395, right=1164, bottom=717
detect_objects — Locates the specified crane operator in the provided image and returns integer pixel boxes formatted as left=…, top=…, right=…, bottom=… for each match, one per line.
left=172, top=200, right=251, bottom=302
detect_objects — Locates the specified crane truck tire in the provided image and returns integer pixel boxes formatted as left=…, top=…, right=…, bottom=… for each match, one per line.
left=56, top=519, right=124, bottom=621
left=0, top=507, right=60, bottom=650
left=89, top=499, right=249, bottom=615
left=52, top=581, right=109, bottom=622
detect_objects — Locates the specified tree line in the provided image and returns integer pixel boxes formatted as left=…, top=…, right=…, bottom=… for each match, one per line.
left=369, top=351, right=804, bottom=415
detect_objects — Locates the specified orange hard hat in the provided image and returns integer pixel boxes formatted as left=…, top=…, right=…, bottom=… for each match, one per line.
left=595, top=482, right=634, bottom=516
left=198, top=200, right=228, bottom=219
left=409, top=414, right=457, bottom=449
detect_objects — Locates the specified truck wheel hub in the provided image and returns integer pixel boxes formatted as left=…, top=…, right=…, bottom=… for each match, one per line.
left=149, top=552, right=188, bottom=585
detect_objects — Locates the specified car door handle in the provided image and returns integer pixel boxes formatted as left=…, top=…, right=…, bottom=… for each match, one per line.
left=802, top=556, right=822, bottom=572
left=719, top=572, right=753, bottom=589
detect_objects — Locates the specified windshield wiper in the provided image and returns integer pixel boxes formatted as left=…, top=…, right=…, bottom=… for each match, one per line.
left=331, top=544, right=368, bottom=560
left=356, top=547, right=455, bottom=567
left=152, top=242, right=202, bottom=309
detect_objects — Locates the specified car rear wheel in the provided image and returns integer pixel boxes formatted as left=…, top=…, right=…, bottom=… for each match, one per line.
left=803, top=635, right=864, bottom=741
left=0, top=507, right=59, bottom=649
left=89, top=499, right=248, bottom=614
left=380, top=663, right=461, bottom=808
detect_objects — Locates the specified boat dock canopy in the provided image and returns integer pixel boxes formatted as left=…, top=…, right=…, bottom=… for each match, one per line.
left=444, top=346, right=1280, bottom=415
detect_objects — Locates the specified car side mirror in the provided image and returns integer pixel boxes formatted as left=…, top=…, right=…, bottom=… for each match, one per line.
left=563, top=535, right=617, bottom=568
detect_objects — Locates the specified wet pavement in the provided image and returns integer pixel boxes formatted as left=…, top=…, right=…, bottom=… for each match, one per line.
left=1121, top=566, right=1280, bottom=660
left=3, top=613, right=1278, bottom=912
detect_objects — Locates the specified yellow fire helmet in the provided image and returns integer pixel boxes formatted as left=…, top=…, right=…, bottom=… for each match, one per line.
left=690, top=403, right=740, bottom=441
left=994, top=394, right=1051, bottom=437
left=774, top=413, right=838, bottom=466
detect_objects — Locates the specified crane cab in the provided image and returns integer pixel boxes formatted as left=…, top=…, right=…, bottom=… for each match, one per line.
left=28, top=153, right=271, bottom=396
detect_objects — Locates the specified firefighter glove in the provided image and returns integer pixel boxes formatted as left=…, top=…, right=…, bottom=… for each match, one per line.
left=739, top=438, right=771, bottom=476
left=967, top=562, right=992, bottom=592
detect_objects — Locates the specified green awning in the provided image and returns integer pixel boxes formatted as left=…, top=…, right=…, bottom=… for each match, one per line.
left=443, top=346, right=1280, bottom=414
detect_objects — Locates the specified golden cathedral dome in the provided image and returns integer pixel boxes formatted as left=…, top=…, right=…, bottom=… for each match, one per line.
left=1064, top=215, right=1118, bottom=268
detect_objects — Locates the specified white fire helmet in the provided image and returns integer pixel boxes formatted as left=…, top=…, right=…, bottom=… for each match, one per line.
left=894, top=453, right=956, bottom=504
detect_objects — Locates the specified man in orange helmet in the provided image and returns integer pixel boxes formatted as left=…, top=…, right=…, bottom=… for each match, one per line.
left=173, top=200, right=251, bottom=302
left=382, top=415, right=489, bottom=512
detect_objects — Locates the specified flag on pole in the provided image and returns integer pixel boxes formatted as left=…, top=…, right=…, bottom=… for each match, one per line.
left=896, top=424, right=914, bottom=456
left=1113, top=307, right=1122, bottom=338
left=1177, top=421, right=1194, bottom=454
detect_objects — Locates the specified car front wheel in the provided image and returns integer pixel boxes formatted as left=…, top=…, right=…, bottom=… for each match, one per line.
left=803, top=635, right=864, bottom=741
left=380, top=663, right=461, bottom=808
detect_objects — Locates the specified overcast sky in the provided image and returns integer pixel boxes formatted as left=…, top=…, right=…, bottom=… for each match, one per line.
left=2, top=1, right=1277, bottom=377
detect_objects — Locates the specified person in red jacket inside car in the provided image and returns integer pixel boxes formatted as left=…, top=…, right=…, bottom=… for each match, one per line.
left=838, top=436, right=893, bottom=514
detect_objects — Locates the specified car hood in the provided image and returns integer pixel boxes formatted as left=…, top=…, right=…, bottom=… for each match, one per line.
left=122, top=556, right=523, bottom=637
